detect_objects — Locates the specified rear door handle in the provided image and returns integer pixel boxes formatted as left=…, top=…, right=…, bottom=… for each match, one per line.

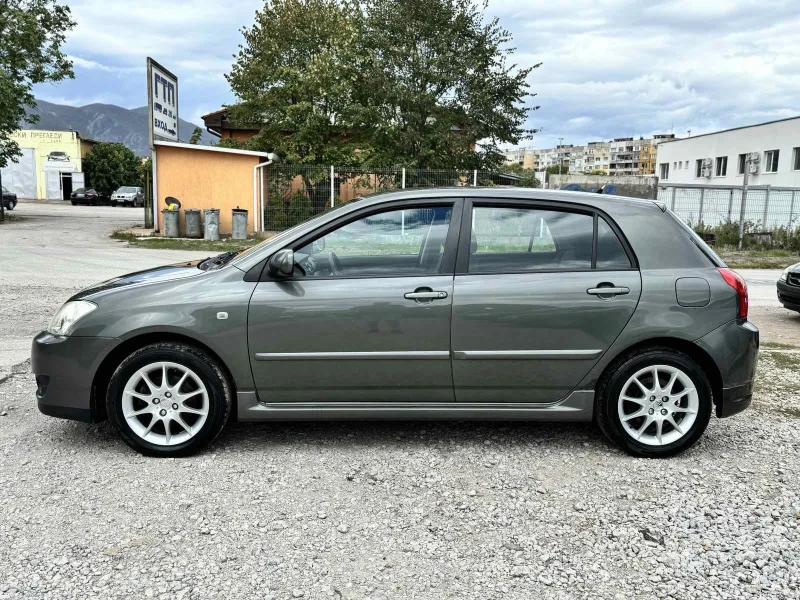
left=587, top=286, right=630, bottom=296
left=404, top=291, right=448, bottom=300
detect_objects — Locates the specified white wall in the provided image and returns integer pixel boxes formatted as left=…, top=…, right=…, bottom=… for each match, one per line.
left=656, top=118, right=800, bottom=187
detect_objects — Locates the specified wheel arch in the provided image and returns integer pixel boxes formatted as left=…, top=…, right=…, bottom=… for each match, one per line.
left=596, top=337, right=723, bottom=409
left=90, top=331, right=237, bottom=422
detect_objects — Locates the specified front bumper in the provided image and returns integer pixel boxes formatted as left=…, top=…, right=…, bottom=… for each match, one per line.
left=695, top=319, right=759, bottom=419
left=777, top=280, right=800, bottom=311
left=31, top=332, right=118, bottom=422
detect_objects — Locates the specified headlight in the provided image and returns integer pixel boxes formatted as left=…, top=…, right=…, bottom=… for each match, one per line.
left=47, top=301, right=97, bottom=336
left=780, top=263, right=799, bottom=282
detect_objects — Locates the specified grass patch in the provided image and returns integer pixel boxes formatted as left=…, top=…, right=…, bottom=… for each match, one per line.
left=0, top=213, right=24, bottom=223
left=768, top=352, right=800, bottom=370
left=761, top=341, right=799, bottom=350
left=717, top=247, right=799, bottom=269
left=112, top=230, right=261, bottom=252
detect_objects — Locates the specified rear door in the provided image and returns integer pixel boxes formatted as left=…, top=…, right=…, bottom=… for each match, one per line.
left=451, top=199, right=641, bottom=403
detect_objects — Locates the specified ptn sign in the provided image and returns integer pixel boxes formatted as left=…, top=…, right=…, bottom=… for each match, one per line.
left=147, top=58, right=179, bottom=147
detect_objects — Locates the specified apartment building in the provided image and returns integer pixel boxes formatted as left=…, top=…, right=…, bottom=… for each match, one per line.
left=656, top=116, right=800, bottom=187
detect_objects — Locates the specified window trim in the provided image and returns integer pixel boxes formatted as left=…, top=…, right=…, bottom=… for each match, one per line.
left=259, top=197, right=463, bottom=282
left=764, top=149, right=780, bottom=173
left=454, top=198, right=638, bottom=276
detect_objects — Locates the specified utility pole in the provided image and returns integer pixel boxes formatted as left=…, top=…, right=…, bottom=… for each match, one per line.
left=558, top=137, right=564, bottom=175
left=0, top=165, right=5, bottom=222
left=738, top=155, right=751, bottom=250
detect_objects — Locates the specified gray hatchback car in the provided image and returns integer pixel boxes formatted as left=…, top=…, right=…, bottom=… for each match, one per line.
left=33, top=189, right=758, bottom=457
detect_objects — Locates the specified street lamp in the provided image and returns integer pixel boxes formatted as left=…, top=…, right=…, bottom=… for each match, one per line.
left=558, top=137, right=564, bottom=175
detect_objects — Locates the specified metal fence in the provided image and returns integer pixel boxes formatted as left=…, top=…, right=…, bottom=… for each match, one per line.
left=658, top=184, right=800, bottom=230
left=262, top=164, right=530, bottom=231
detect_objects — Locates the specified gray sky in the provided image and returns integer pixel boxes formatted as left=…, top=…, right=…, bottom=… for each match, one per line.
left=33, top=0, right=800, bottom=150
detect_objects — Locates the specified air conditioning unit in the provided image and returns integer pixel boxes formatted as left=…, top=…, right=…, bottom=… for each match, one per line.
left=748, top=152, right=760, bottom=174
left=701, top=157, right=713, bottom=178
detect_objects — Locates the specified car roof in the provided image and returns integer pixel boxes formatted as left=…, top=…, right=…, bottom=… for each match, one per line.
left=352, top=187, right=664, bottom=212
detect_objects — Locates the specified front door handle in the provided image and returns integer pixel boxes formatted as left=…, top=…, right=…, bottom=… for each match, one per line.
left=587, top=285, right=630, bottom=296
left=404, top=290, right=448, bottom=300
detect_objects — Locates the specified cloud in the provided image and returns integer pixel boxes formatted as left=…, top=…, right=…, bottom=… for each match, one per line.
left=33, top=0, right=800, bottom=146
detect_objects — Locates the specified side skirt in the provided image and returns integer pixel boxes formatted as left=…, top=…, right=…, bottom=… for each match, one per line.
left=236, top=390, right=595, bottom=422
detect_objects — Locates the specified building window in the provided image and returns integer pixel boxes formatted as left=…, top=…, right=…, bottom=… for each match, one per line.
left=764, top=150, right=780, bottom=173
left=793, top=147, right=800, bottom=171
left=659, top=163, right=669, bottom=180
left=673, top=161, right=677, bottom=169
left=715, top=156, right=728, bottom=177
left=695, top=159, right=703, bottom=178
left=737, top=154, right=747, bottom=175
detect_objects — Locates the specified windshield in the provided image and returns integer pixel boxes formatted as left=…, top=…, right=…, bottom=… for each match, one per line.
left=117, top=187, right=137, bottom=193
left=1, top=186, right=8, bottom=193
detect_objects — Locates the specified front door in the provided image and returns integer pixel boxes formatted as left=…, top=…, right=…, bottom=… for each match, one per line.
left=248, top=200, right=461, bottom=403
left=451, top=201, right=642, bottom=403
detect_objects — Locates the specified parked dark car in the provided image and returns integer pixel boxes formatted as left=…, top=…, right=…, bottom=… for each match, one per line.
left=33, top=189, right=758, bottom=458
left=70, top=188, right=106, bottom=206
left=2, top=186, right=17, bottom=210
left=777, top=263, right=800, bottom=312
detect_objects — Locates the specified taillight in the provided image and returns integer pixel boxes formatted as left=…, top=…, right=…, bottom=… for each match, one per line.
left=719, top=267, right=748, bottom=319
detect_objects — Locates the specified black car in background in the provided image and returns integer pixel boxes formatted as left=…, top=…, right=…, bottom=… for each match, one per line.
left=70, top=188, right=107, bottom=206
left=2, top=186, right=17, bottom=210
left=778, top=264, right=800, bottom=312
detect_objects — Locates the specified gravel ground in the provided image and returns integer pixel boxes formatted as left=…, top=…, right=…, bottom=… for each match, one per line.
left=1, top=359, right=799, bottom=599
left=1, top=203, right=799, bottom=599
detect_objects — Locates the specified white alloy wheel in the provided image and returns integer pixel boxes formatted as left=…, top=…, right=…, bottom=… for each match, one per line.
left=121, top=361, right=209, bottom=446
left=617, top=364, right=699, bottom=447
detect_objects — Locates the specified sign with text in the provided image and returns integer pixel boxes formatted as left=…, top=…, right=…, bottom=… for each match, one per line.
left=147, top=58, right=179, bottom=148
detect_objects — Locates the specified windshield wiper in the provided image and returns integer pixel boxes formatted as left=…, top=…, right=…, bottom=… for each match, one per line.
left=197, top=250, right=240, bottom=271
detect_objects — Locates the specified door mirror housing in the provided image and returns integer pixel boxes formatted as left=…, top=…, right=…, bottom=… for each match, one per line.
left=268, top=249, right=295, bottom=277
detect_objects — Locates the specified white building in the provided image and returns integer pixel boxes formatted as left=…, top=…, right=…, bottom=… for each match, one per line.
left=656, top=116, right=800, bottom=187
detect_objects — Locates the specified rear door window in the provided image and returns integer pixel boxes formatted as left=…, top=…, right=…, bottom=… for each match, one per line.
left=469, top=207, right=594, bottom=273
left=596, top=217, right=632, bottom=269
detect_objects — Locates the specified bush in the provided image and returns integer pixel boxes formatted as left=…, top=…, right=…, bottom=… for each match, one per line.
left=692, top=219, right=800, bottom=251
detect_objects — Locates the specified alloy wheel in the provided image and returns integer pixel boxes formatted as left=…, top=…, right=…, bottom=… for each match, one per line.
left=617, top=364, right=699, bottom=447
left=121, top=361, right=209, bottom=446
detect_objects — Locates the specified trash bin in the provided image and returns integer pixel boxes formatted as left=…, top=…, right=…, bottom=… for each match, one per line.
left=204, top=208, right=220, bottom=241
left=162, top=209, right=179, bottom=238
left=184, top=209, right=202, bottom=239
left=231, top=208, right=248, bottom=240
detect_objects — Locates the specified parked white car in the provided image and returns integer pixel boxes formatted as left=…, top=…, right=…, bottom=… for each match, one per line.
left=111, top=186, right=144, bottom=207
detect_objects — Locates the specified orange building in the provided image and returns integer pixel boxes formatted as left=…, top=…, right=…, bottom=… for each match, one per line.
left=152, top=141, right=274, bottom=234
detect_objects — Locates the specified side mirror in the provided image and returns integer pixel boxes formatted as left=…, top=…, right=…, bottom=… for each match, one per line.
left=268, top=249, right=295, bottom=277
left=311, top=238, right=326, bottom=254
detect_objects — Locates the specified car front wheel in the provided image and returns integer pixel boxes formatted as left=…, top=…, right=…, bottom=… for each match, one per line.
left=106, top=342, right=232, bottom=456
left=596, top=347, right=713, bottom=458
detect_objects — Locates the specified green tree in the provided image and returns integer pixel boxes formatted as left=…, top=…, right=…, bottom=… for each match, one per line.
left=353, top=0, right=538, bottom=170
left=545, top=165, right=566, bottom=175
left=226, top=0, right=362, bottom=166
left=0, top=0, right=75, bottom=168
left=501, top=162, right=540, bottom=187
left=226, top=0, right=538, bottom=170
left=189, top=127, right=202, bottom=144
left=83, top=142, right=141, bottom=196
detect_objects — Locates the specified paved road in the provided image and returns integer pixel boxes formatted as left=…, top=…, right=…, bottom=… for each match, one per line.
left=0, top=201, right=209, bottom=371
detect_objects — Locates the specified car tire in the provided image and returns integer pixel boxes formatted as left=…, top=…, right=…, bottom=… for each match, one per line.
left=7, top=201, right=15, bottom=210
left=595, top=346, right=713, bottom=458
left=106, top=342, right=232, bottom=457
left=71, top=201, right=77, bottom=206
left=111, top=201, right=117, bottom=207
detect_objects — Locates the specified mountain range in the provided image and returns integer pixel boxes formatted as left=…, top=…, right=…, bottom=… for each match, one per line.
left=23, top=99, right=216, bottom=156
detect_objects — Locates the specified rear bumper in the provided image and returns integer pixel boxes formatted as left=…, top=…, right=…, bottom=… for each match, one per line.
left=777, top=280, right=800, bottom=311
left=695, top=319, right=759, bottom=419
left=32, top=332, right=118, bottom=423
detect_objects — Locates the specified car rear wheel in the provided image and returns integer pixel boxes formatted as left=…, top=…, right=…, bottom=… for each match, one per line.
left=106, top=343, right=232, bottom=457
left=596, top=347, right=713, bottom=458
left=6, top=200, right=15, bottom=210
